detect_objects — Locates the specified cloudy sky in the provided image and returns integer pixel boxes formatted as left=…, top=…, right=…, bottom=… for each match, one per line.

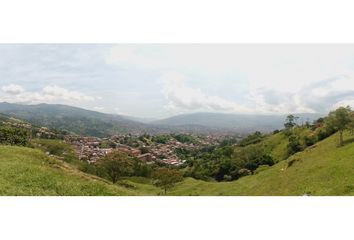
left=1, top=44, right=354, bottom=118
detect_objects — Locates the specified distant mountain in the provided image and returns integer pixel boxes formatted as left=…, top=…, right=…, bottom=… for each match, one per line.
left=0, top=103, right=326, bottom=137
left=0, top=102, right=150, bottom=137
left=153, top=112, right=324, bottom=133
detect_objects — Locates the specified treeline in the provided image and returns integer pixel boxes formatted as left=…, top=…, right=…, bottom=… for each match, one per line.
left=285, top=106, right=354, bottom=156
left=179, top=142, right=275, bottom=182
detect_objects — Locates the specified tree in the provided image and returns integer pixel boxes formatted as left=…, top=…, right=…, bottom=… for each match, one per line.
left=284, top=115, right=299, bottom=129
left=287, top=135, right=303, bottom=155
left=326, top=106, right=353, bottom=146
left=152, top=168, right=183, bottom=194
left=99, top=151, right=134, bottom=183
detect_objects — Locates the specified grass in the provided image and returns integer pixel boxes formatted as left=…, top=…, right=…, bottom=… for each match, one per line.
left=166, top=132, right=354, bottom=196
left=2, top=131, right=354, bottom=196
left=0, top=145, right=145, bottom=196
left=260, top=132, right=290, bottom=162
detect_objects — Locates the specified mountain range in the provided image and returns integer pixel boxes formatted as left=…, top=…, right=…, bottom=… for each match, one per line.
left=0, top=102, right=324, bottom=137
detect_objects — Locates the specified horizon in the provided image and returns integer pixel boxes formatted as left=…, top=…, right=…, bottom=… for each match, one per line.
left=0, top=101, right=328, bottom=121
left=1, top=44, right=354, bottom=118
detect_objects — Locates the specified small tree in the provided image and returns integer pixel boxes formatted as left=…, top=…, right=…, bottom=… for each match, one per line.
left=284, top=115, right=299, bottom=129
left=99, top=151, right=134, bottom=183
left=152, top=168, right=183, bottom=194
left=326, top=106, right=353, bottom=147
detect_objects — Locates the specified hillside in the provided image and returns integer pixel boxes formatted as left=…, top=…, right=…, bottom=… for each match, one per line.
left=0, top=103, right=326, bottom=137
left=164, top=132, right=354, bottom=196
left=0, top=102, right=149, bottom=137
left=154, top=112, right=323, bottom=133
left=1, top=131, right=354, bottom=196
left=0, top=145, right=155, bottom=196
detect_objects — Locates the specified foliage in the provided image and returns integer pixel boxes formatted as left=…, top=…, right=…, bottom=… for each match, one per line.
left=152, top=135, right=171, bottom=144
left=31, top=139, right=83, bottom=166
left=152, top=168, right=183, bottom=194
left=326, top=106, right=354, bottom=146
left=220, top=136, right=240, bottom=147
left=183, top=140, right=275, bottom=182
left=98, top=151, right=134, bottom=183
left=238, top=131, right=263, bottom=146
left=0, top=126, right=29, bottom=146
left=172, top=134, right=198, bottom=144
left=284, top=115, right=299, bottom=129
left=287, top=135, right=304, bottom=155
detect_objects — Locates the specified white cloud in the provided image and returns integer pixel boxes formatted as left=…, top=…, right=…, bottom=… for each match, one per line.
left=107, top=45, right=354, bottom=115
left=93, top=106, right=105, bottom=112
left=0, top=84, right=95, bottom=104
left=250, top=75, right=354, bottom=114
left=106, top=44, right=354, bottom=91
left=42, top=85, right=95, bottom=101
left=161, top=71, right=251, bottom=114
left=1, top=84, right=25, bottom=95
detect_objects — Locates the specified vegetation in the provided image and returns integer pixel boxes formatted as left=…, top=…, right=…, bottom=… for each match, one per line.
left=326, top=106, right=354, bottom=146
left=1, top=105, right=354, bottom=196
left=0, top=126, right=29, bottom=146
left=238, top=131, right=263, bottom=146
left=98, top=151, right=134, bottom=183
left=172, top=134, right=198, bottom=144
left=0, top=145, right=144, bottom=196
left=152, top=168, right=183, bottom=194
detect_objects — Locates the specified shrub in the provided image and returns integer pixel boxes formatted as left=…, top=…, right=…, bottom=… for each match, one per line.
left=0, top=126, right=29, bottom=146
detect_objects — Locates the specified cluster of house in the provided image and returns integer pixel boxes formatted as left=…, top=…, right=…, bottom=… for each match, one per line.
left=64, top=135, right=191, bottom=166
left=64, top=136, right=113, bottom=163
left=1, top=121, right=32, bottom=129
left=64, top=133, right=240, bottom=166
left=35, top=127, right=58, bottom=139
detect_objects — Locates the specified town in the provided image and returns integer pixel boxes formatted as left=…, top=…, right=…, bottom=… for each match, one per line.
left=64, top=133, right=239, bottom=166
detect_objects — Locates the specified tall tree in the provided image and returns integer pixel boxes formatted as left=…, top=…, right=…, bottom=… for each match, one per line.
left=326, top=106, right=353, bottom=147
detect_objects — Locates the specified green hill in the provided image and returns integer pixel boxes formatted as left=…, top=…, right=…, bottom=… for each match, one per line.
left=0, top=145, right=155, bottom=196
left=1, top=131, right=354, bottom=196
left=0, top=102, right=149, bottom=137
left=165, top=132, right=354, bottom=196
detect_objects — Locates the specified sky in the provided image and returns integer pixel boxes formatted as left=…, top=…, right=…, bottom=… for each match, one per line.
left=1, top=44, right=354, bottom=119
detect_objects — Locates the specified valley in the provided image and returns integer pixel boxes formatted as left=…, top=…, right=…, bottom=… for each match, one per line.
left=0, top=103, right=352, bottom=196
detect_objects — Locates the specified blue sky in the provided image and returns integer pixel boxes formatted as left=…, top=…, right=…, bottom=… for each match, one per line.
left=1, top=44, right=354, bottom=118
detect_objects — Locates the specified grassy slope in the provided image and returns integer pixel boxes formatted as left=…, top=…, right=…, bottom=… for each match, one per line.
left=0, top=145, right=156, bottom=196
left=259, top=132, right=289, bottom=162
left=2, top=131, right=354, bottom=196
left=166, top=132, right=354, bottom=196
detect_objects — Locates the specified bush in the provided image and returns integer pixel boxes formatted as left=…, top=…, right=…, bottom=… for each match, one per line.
left=0, top=126, right=29, bottom=146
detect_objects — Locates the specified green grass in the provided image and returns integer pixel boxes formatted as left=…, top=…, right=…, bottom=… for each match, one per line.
left=2, top=131, right=354, bottom=196
left=31, top=139, right=79, bottom=164
left=260, top=132, right=290, bottom=162
left=0, top=145, right=146, bottom=196
left=167, top=132, right=354, bottom=196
